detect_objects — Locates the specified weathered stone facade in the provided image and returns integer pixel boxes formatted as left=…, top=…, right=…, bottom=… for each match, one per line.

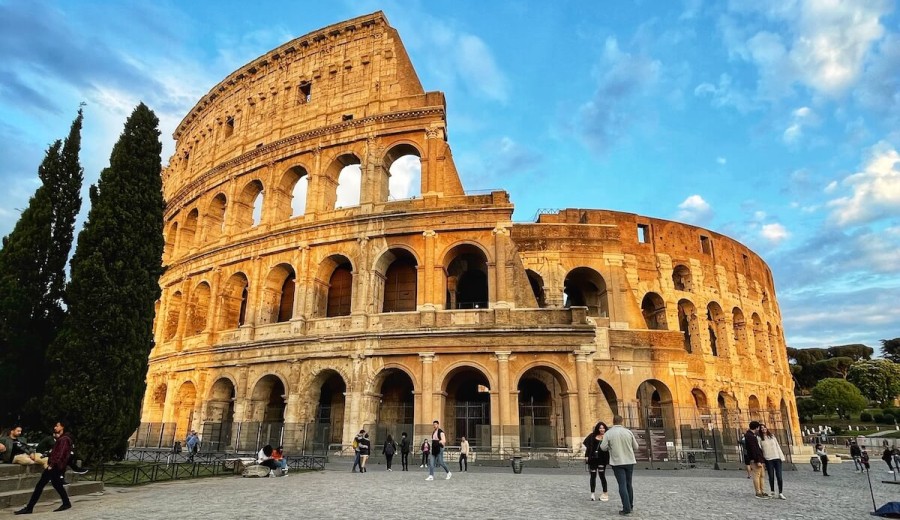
left=140, top=12, right=799, bottom=456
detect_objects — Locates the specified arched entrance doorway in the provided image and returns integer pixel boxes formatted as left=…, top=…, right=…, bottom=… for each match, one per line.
left=173, top=382, right=197, bottom=443
left=373, top=368, right=415, bottom=442
left=635, top=380, right=676, bottom=461
left=246, top=375, right=286, bottom=450
left=444, top=367, right=492, bottom=448
left=314, top=371, right=347, bottom=450
left=203, top=378, right=236, bottom=452
left=517, top=367, right=570, bottom=448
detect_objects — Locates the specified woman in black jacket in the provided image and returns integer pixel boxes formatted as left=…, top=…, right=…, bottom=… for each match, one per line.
left=359, top=433, right=371, bottom=473
left=582, top=421, right=610, bottom=501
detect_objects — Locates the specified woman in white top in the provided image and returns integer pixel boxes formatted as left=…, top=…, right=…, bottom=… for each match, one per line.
left=758, top=424, right=786, bottom=499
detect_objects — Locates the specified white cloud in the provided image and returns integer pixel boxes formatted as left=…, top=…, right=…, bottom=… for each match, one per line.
left=824, top=180, right=838, bottom=193
left=783, top=106, right=817, bottom=145
left=717, top=157, right=727, bottom=165
left=828, top=141, right=900, bottom=226
left=455, top=35, right=508, bottom=102
left=388, top=155, right=421, bottom=200
left=676, top=194, right=713, bottom=224
left=335, top=165, right=361, bottom=208
left=761, top=222, right=790, bottom=244
left=694, top=73, right=756, bottom=113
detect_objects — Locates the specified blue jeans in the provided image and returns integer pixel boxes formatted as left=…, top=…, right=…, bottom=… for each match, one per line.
left=429, top=450, right=449, bottom=476
left=351, top=451, right=360, bottom=471
left=611, top=464, right=634, bottom=513
left=765, top=458, right=783, bottom=493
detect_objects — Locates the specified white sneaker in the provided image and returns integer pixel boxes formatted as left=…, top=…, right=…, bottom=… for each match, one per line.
left=420, top=465, right=424, bottom=468
left=425, top=475, right=434, bottom=481
left=890, top=471, right=895, bottom=474
left=778, top=493, right=786, bottom=500
left=446, top=471, right=452, bottom=480
left=590, top=493, right=596, bottom=501
left=600, top=493, right=609, bottom=502
left=387, top=468, right=392, bottom=471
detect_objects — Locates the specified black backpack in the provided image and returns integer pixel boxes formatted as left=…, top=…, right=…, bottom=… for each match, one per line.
left=384, top=442, right=395, bottom=456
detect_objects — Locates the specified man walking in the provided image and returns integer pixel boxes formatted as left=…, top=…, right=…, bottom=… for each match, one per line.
left=600, top=415, right=638, bottom=516
left=459, top=436, right=470, bottom=471
left=15, top=421, right=73, bottom=514
left=399, top=432, right=410, bottom=471
left=426, top=420, right=451, bottom=481
left=745, top=421, right=768, bottom=498
left=186, top=430, right=199, bottom=463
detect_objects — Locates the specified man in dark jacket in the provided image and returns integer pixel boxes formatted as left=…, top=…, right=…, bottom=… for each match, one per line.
left=399, top=432, right=410, bottom=471
left=14, top=421, right=72, bottom=514
left=744, top=421, right=768, bottom=499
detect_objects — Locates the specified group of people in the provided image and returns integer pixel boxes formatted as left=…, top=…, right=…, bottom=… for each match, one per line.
left=349, top=423, right=472, bottom=475
left=581, top=415, right=639, bottom=516
left=742, top=420, right=788, bottom=499
left=847, top=440, right=900, bottom=475
left=256, top=444, right=288, bottom=476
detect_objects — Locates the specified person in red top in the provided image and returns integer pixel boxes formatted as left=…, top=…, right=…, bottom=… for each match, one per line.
left=15, top=421, right=73, bottom=514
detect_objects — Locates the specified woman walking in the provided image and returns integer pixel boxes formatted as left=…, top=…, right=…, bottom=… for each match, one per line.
left=758, top=424, right=786, bottom=499
left=582, top=421, right=610, bottom=502
left=382, top=434, right=397, bottom=471
left=359, top=433, right=371, bottom=473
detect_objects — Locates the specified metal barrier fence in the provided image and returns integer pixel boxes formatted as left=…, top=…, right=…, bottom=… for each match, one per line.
left=83, top=460, right=232, bottom=486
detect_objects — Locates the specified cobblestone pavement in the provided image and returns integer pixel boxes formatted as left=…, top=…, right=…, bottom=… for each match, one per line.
left=5, top=459, right=898, bottom=519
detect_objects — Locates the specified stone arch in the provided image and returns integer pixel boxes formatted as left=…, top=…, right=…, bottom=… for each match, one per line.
left=204, top=193, right=227, bottom=242
left=748, top=394, right=762, bottom=421
left=564, top=267, right=609, bottom=318
left=145, top=382, right=167, bottom=423
left=219, top=272, right=249, bottom=329
left=707, top=302, right=726, bottom=357
left=441, top=364, right=493, bottom=447
left=751, top=313, right=766, bottom=360
left=597, top=378, right=619, bottom=417
left=635, top=380, right=676, bottom=447
left=234, top=179, right=264, bottom=230
left=525, top=269, right=547, bottom=308
left=779, top=397, right=793, bottom=444
left=383, top=142, right=422, bottom=201
left=373, top=247, right=419, bottom=313
left=259, top=263, right=296, bottom=325
left=443, top=243, right=490, bottom=310
left=173, top=381, right=197, bottom=442
left=310, top=369, right=348, bottom=447
left=371, top=366, right=416, bottom=442
left=692, top=388, right=710, bottom=415
left=274, top=165, right=310, bottom=220
left=164, top=221, right=178, bottom=263
left=249, top=374, right=287, bottom=449
left=181, top=208, right=199, bottom=255
left=677, top=299, right=697, bottom=353
left=164, top=290, right=183, bottom=341
left=203, top=377, right=236, bottom=451
left=718, top=390, right=742, bottom=444
left=641, top=292, right=667, bottom=330
left=332, top=154, right=363, bottom=209
left=188, top=281, right=211, bottom=336
left=313, top=254, right=354, bottom=318
left=672, top=264, right=692, bottom=291
left=516, top=364, right=572, bottom=448
left=732, top=307, right=749, bottom=356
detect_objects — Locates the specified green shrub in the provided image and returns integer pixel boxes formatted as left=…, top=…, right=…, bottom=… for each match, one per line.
left=831, top=426, right=844, bottom=435
left=874, top=413, right=885, bottom=423
left=861, top=412, right=873, bottom=422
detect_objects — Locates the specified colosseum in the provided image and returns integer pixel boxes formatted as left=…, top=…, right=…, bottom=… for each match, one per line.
left=137, top=11, right=800, bottom=462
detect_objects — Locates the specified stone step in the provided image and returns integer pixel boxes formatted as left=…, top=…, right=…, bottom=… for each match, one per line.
left=0, top=466, right=85, bottom=493
left=0, top=465, right=41, bottom=478
left=0, top=481, right=104, bottom=509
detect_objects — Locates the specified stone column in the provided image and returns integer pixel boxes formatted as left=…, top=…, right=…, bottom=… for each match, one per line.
left=574, top=350, right=594, bottom=437
left=495, top=351, right=512, bottom=449
left=292, top=244, right=309, bottom=331
left=419, top=353, right=435, bottom=435
left=422, top=230, right=437, bottom=308
left=492, top=226, right=510, bottom=307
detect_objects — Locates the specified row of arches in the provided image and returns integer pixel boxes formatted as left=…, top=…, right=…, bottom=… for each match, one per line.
left=163, top=145, right=423, bottom=263
left=671, top=263, right=773, bottom=313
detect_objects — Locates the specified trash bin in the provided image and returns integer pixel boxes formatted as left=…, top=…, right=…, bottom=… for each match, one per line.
left=511, top=456, right=523, bottom=474
left=809, top=456, right=820, bottom=472
left=173, top=441, right=182, bottom=454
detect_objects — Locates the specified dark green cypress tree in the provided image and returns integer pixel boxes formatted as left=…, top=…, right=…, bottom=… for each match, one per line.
left=44, top=104, right=163, bottom=462
left=0, top=109, right=83, bottom=427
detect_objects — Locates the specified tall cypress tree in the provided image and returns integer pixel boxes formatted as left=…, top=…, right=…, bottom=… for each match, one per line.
left=44, top=104, right=163, bottom=462
left=0, top=109, right=83, bottom=427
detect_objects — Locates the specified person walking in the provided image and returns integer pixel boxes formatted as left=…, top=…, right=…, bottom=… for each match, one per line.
left=359, top=433, right=371, bottom=473
left=14, top=421, right=73, bottom=514
left=583, top=421, right=610, bottom=502
left=459, top=436, right=470, bottom=472
left=850, top=441, right=863, bottom=473
left=186, top=430, right=200, bottom=463
left=399, top=432, right=410, bottom=471
left=351, top=430, right=364, bottom=472
left=426, top=420, right=451, bottom=481
left=815, top=443, right=830, bottom=476
left=745, top=421, right=768, bottom=497
left=420, top=437, right=430, bottom=468
left=382, top=434, right=397, bottom=471
left=758, top=424, right=786, bottom=500
left=600, top=415, right=638, bottom=516
left=882, top=445, right=895, bottom=474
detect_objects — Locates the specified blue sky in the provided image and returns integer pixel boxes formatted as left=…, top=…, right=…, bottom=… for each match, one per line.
left=1, top=0, right=898, bottom=351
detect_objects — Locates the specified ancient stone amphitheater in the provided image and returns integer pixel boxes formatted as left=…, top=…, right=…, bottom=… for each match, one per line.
left=137, top=12, right=799, bottom=460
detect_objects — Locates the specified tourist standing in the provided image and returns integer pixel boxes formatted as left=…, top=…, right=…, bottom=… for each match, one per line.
left=815, top=443, right=830, bottom=476
left=420, top=438, right=430, bottom=468
left=459, top=436, right=470, bottom=472
left=186, top=430, right=199, bottom=463
left=850, top=442, right=863, bottom=473
left=583, top=421, right=610, bottom=502
left=359, top=433, right=371, bottom=473
left=382, top=434, right=397, bottom=471
left=399, top=432, right=410, bottom=471
left=426, top=420, right=451, bottom=481
left=745, top=421, right=768, bottom=497
left=600, top=415, right=638, bottom=516
left=14, top=421, right=72, bottom=514
left=351, top=430, right=364, bottom=472
left=758, top=424, right=786, bottom=500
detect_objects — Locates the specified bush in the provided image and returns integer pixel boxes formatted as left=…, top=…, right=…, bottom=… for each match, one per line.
left=880, top=412, right=896, bottom=425
left=831, top=426, right=844, bottom=435
left=861, top=412, right=873, bottom=422
left=874, top=413, right=885, bottom=423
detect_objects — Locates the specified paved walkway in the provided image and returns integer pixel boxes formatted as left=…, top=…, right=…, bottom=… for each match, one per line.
left=4, top=459, right=898, bottom=519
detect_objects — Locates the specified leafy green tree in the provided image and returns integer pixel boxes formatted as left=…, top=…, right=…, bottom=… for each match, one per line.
left=0, top=109, right=83, bottom=427
left=43, top=104, right=163, bottom=463
left=814, top=357, right=854, bottom=379
left=810, top=378, right=868, bottom=419
left=848, top=360, right=900, bottom=405
left=796, top=397, right=822, bottom=422
left=882, top=338, right=900, bottom=363
left=827, top=344, right=873, bottom=361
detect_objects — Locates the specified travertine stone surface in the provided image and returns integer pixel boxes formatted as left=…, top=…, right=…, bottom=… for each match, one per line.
left=142, top=12, right=799, bottom=453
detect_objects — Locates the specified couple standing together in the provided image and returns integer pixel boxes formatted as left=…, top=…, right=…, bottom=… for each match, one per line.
left=582, top=415, right=639, bottom=516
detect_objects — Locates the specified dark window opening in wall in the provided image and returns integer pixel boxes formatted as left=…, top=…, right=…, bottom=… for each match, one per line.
left=742, top=254, right=750, bottom=274
left=183, top=151, right=190, bottom=164
left=299, top=82, right=312, bottom=104
left=238, top=286, right=249, bottom=326
left=707, top=310, right=718, bottom=356
left=637, top=224, right=650, bottom=244
left=277, top=275, right=296, bottom=323
left=225, top=116, right=235, bottom=138
left=342, top=114, right=353, bottom=121
left=383, top=259, right=417, bottom=313
left=326, top=264, right=353, bottom=317
left=700, top=235, right=711, bottom=254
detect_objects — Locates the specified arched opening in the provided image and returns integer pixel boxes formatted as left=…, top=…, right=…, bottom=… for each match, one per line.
left=173, top=381, right=197, bottom=442
left=672, top=264, right=692, bottom=291
left=249, top=375, right=286, bottom=449
left=751, top=313, right=766, bottom=361
left=707, top=302, right=726, bottom=357
left=384, top=144, right=422, bottom=201
left=274, top=165, right=309, bottom=220
left=327, top=262, right=353, bottom=317
left=181, top=209, right=198, bottom=254
left=518, top=367, right=569, bottom=448
left=525, top=270, right=547, bottom=308
left=203, top=378, right=236, bottom=452
left=164, top=291, right=182, bottom=341
left=378, top=249, right=418, bottom=313
left=597, top=379, right=619, bottom=417
left=164, top=222, right=178, bottom=263
left=635, top=380, right=676, bottom=459
left=321, top=154, right=361, bottom=211
left=444, top=244, right=489, bottom=310
left=188, top=282, right=211, bottom=336
left=732, top=308, right=748, bottom=356
left=564, top=267, right=609, bottom=318
left=234, top=180, right=264, bottom=230
left=336, top=164, right=361, bottom=208
left=444, top=367, right=492, bottom=448
left=145, top=383, right=167, bottom=424
left=220, top=273, right=249, bottom=329
left=692, top=388, right=710, bottom=415
left=748, top=395, right=761, bottom=421
left=314, top=371, right=347, bottom=448
left=373, top=368, right=415, bottom=442
left=779, top=398, right=793, bottom=445
left=677, top=299, right=696, bottom=353
left=205, top=193, right=227, bottom=242
left=259, top=264, right=296, bottom=325
left=717, top=391, right=741, bottom=445
left=641, top=292, right=667, bottom=330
